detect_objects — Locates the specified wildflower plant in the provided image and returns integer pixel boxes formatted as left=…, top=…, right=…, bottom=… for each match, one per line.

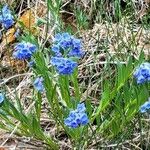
left=0, top=2, right=150, bottom=149
left=0, top=29, right=149, bottom=149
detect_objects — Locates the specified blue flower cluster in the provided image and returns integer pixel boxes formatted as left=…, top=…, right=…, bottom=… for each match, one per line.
left=51, top=57, right=77, bottom=75
left=0, top=5, right=14, bottom=29
left=13, top=42, right=37, bottom=60
left=0, top=93, right=4, bottom=104
left=133, top=62, right=150, bottom=84
left=33, top=77, right=44, bottom=92
left=64, top=103, right=89, bottom=128
left=140, top=98, right=150, bottom=113
left=51, top=32, right=84, bottom=58
left=50, top=32, right=83, bottom=75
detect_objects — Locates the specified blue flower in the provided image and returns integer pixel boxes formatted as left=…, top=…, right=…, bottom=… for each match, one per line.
left=64, top=103, right=89, bottom=128
left=64, top=111, right=79, bottom=128
left=51, top=57, right=77, bottom=75
left=0, top=5, right=14, bottom=29
left=68, top=47, right=84, bottom=58
left=78, top=113, right=89, bottom=125
left=133, top=62, right=150, bottom=84
left=51, top=44, right=62, bottom=57
left=33, top=77, right=44, bottom=92
left=68, top=38, right=85, bottom=57
left=51, top=44, right=60, bottom=53
left=13, top=42, right=37, bottom=60
left=0, top=93, right=4, bottom=104
left=140, top=99, right=150, bottom=113
left=59, top=33, right=72, bottom=50
left=51, top=32, right=84, bottom=58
